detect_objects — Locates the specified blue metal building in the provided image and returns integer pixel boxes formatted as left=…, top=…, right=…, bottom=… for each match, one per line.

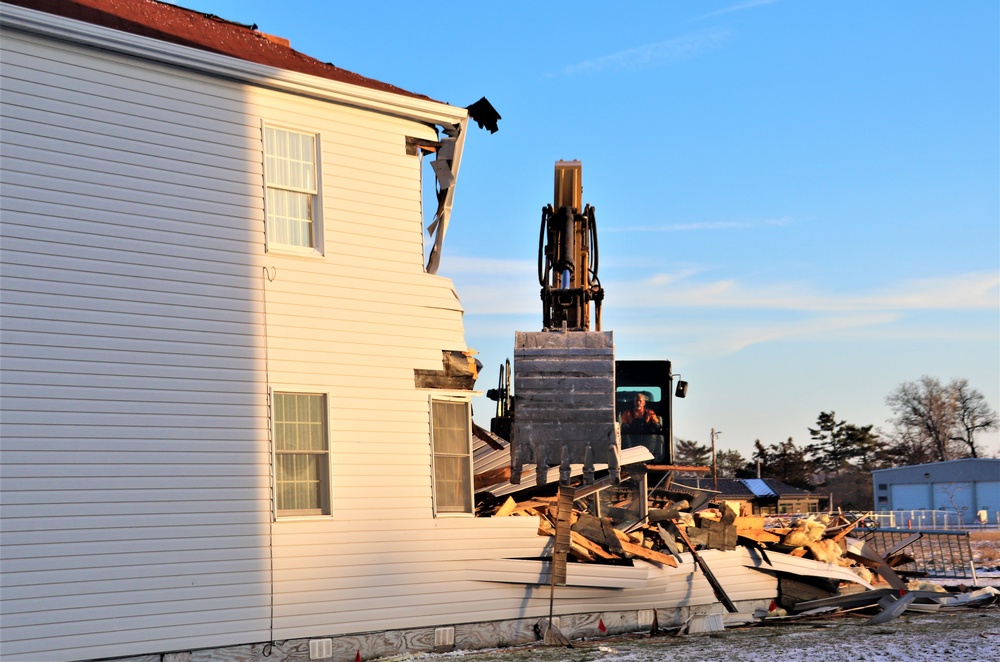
left=871, top=458, right=1000, bottom=525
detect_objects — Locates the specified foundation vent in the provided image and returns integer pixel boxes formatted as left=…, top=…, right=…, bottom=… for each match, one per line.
left=638, top=609, right=655, bottom=627
left=434, top=626, right=455, bottom=650
left=308, top=638, right=333, bottom=660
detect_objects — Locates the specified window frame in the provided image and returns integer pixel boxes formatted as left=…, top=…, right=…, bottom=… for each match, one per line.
left=271, top=390, right=332, bottom=519
left=262, top=122, right=324, bottom=256
left=429, top=396, right=474, bottom=517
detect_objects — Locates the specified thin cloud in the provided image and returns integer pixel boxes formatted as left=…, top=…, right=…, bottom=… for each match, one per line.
left=618, top=270, right=1000, bottom=312
left=607, top=217, right=792, bottom=233
left=552, top=29, right=731, bottom=78
left=713, top=313, right=902, bottom=354
left=441, top=256, right=535, bottom=276
left=694, top=0, right=781, bottom=21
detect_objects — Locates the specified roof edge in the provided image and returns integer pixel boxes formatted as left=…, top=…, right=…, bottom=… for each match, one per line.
left=0, top=2, right=468, bottom=127
left=871, top=457, right=1000, bottom=474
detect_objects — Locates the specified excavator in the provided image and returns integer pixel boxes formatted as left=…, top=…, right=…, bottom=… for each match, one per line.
left=487, top=161, right=687, bottom=486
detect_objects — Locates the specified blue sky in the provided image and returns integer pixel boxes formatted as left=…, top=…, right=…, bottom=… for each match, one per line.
left=194, top=0, right=999, bottom=458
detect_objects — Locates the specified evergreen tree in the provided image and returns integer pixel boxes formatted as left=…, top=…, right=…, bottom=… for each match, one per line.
left=752, top=437, right=813, bottom=489
left=674, top=438, right=711, bottom=467
left=808, top=411, right=881, bottom=475
left=715, top=449, right=752, bottom=478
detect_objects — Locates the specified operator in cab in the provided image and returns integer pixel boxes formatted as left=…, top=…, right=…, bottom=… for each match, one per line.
left=620, top=392, right=662, bottom=434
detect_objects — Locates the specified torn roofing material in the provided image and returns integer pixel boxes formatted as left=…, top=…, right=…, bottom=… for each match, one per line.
left=5, top=0, right=433, bottom=101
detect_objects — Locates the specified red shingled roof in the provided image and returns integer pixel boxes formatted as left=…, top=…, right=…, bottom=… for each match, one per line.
left=6, top=0, right=431, bottom=101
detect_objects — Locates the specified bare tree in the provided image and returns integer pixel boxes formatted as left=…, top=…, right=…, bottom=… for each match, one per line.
left=950, top=378, right=998, bottom=458
left=884, top=376, right=998, bottom=464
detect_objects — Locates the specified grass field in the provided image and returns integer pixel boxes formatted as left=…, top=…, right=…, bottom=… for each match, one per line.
left=972, top=530, right=1000, bottom=568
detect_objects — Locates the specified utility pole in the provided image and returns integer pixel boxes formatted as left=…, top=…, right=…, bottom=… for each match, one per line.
left=711, top=428, right=721, bottom=491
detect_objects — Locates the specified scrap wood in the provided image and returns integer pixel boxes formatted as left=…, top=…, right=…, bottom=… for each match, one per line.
left=569, top=530, right=616, bottom=560
left=494, top=497, right=518, bottom=517
left=735, top=515, right=781, bottom=544
left=474, top=465, right=511, bottom=491
left=829, top=512, right=873, bottom=543
left=567, top=536, right=596, bottom=562
left=511, top=497, right=556, bottom=513
left=617, top=538, right=678, bottom=567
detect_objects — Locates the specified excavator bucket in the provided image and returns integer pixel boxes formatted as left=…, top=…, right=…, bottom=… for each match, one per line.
left=509, top=330, right=619, bottom=486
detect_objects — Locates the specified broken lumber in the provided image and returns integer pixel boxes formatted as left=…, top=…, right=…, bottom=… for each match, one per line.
left=674, top=524, right=737, bottom=612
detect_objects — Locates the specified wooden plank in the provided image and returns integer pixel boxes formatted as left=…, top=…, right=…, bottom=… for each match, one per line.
left=568, top=531, right=617, bottom=560
left=615, top=538, right=678, bottom=567
left=493, top=497, right=517, bottom=518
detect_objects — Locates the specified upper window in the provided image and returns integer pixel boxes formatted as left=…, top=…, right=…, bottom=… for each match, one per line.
left=273, top=392, right=330, bottom=517
left=430, top=399, right=473, bottom=515
left=264, top=126, right=320, bottom=252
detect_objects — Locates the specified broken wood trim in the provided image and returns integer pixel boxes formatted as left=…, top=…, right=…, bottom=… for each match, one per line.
left=405, top=135, right=440, bottom=156
left=414, top=349, right=480, bottom=390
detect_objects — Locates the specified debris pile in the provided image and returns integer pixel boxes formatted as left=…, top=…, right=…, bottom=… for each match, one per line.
left=479, top=485, right=880, bottom=585
left=475, top=467, right=997, bottom=624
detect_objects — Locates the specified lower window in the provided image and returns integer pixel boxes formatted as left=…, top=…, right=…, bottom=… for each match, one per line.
left=431, top=399, right=473, bottom=515
left=274, top=392, right=330, bottom=516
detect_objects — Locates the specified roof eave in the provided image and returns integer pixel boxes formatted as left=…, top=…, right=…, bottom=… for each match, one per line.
left=0, top=2, right=469, bottom=127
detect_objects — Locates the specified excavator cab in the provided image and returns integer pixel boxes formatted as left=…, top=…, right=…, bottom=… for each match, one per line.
left=615, top=360, right=687, bottom=465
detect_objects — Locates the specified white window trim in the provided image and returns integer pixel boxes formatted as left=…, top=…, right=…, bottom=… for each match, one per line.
left=429, top=394, right=475, bottom=517
left=270, top=388, right=334, bottom=520
left=262, top=121, right=325, bottom=257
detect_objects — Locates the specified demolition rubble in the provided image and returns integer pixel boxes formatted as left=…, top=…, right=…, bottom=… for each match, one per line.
left=474, top=462, right=999, bottom=631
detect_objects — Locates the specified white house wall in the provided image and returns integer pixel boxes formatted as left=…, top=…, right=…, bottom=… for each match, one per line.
left=0, top=20, right=524, bottom=661
left=1, top=26, right=275, bottom=661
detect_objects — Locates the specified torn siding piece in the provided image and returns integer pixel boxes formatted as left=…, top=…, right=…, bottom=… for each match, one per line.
left=425, top=119, right=467, bottom=275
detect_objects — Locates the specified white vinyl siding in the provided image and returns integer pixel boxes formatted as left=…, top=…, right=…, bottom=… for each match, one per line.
left=274, top=392, right=330, bottom=516
left=0, top=16, right=571, bottom=662
left=1, top=27, right=273, bottom=662
left=264, top=125, right=320, bottom=252
left=430, top=399, right=473, bottom=514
